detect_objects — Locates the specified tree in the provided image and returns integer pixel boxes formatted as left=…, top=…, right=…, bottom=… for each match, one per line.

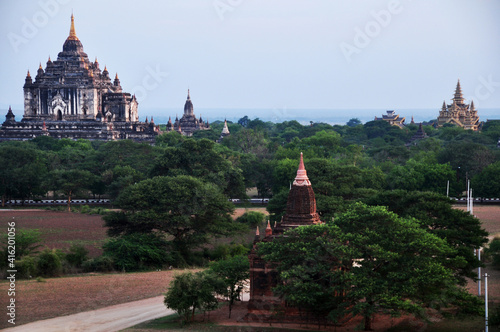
left=151, top=138, right=246, bottom=198
left=387, top=159, right=456, bottom=194
left=102, top=165, right=145, bottom=199
left=208, top=255, right=249, bottom=318
left=346, top=118, right=362, bottom=127
left=473, top=161, right=500, bottom=197
left=164, top=271, right=222, bottom=324
left=104, top=175, right=241, bottom=264
left=485, top=237, right=500, bottom=269
left=0, top=144, right=48, bottom=205
left=237, top=115, right=250, bottom=127
left=261, top=203, right=476, bottom=330
left=46, top=169, right=97, bottom=211
left=259, top=224, right=353, bottom=325
left=364, top=190, right=488, bottom=284
left=334, top=203, right=461, bottom=330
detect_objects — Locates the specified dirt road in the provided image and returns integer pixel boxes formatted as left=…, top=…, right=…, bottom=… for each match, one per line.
left=2, top=296, right=170, bottom=332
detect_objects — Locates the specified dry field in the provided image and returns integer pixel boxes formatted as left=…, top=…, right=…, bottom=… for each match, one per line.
left=0, top=210, right=107, bottom=257
left=454, top=204, right=500, bottom=239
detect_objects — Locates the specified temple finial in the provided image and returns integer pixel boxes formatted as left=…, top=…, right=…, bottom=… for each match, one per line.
left=453, top=79, right=464, bottom=103
left=187, top=89, right=190, bottom=100
left=39, top=63, right=42, bottom=70
left=265, top=220, right=272, bottom=237
left=293, top=152, right=311, bottom=186
left=68, top=13, right=79, bottom=41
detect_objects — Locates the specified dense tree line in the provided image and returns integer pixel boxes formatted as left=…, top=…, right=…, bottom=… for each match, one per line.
left=1, top=118, right=499, bottom=206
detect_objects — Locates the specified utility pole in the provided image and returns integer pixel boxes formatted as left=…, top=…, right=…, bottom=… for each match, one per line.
left=478, top=248, right=481, bottom=296
left=485, top=273, right=489, bottom=332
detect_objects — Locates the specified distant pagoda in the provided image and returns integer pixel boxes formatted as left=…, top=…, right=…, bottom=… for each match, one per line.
left=0, top=15, right=160, bottom=142
left=437, top=80, right=480, bottom=131
left=166, top=90, right=209, bottom=136
left=375, top=110, right=405, bottom=128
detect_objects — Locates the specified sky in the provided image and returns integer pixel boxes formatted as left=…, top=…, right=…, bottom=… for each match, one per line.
left=0, top=0, right=499, bottom=123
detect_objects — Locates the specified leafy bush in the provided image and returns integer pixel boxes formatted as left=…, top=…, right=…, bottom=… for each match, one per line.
left=235, top=211, right=266, bottom=228
left=164, top=271, right=223, bottom=325
left=16, top=256, right=37, bottom=279
left=485, top=237, right=500, bottom=269
left=36, top=248, right=63, bottom=277
left=65, top=244, right=89, bottom=268
left=81, top=256, right=115, bottom=272
left=103, top=233, right=171, bottom=271
left=207, top=243, right=249, bottom=262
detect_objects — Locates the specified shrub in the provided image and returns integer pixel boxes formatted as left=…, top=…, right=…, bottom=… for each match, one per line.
left=103, top=233, right=171, bottom=271
left=16, top=256, right=37, bottom=279
left=36, top=248, right=63, bottom=277
left=207, top=243, right=249, bottom=261
left=235, top=211, right=266, bottom=228
left=81, top=256, right=115, bottom=272
left=65, top=244, right=89, bottom=268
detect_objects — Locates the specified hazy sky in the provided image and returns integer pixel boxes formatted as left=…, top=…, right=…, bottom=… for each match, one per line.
left=1, top=0, right=499, bottom=119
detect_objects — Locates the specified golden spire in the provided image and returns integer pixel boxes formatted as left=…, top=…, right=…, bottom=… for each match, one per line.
left=27, top=70, right=31, bottom=77
left=68, top=14, right=79, bottom=41
left=39, top=62, right=43, bottom=70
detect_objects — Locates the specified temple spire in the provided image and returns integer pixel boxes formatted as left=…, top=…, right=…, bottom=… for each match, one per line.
left=187, top=89, right=190, bottom=100
left=265, top=220, right=272, bottom=237
left=293, top=152, right=311, bottom=186
left=68, top=14, right=79, bottom=41
left=453, top=79, right=464, bottom=104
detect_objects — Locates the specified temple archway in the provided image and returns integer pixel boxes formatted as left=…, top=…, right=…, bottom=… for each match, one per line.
left=57, top=110, right=63, bottom=121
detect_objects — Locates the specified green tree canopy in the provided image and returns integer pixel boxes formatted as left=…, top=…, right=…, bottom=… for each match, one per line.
left=364, top=190, right=488, bottom=284
left=151, top=138, right=246, bottom=198
left=260, top=203, right=481, bottom=330
left=0, top=144, right=48, bottom=204
left=104, top=175, right=241, bottom=263
left=472, top=161, right=500, bottom=197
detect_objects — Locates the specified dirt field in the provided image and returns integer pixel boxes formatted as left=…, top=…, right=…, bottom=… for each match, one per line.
left=0, top=210, right=107, bottom=257
left=455, top=204, right=500, bottom=239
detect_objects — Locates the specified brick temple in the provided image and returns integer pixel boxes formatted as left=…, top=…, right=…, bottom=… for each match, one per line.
left=0, top=15, right=160, bottom=142
left=246, top=152, right=323, bottom=320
